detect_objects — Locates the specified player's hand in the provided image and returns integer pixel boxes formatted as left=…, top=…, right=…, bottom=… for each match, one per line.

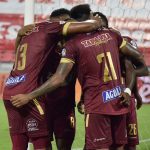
left=11, top=94, right=32, bottom=107
left=120, top=92, right=130, bottom=107
left=18, top=24, right=35, bottom=36
left=135, top=93, right=142, bottom=109
left=77, top=100, right=85, bottom=114
left=90, top=12, right=102, bottom=28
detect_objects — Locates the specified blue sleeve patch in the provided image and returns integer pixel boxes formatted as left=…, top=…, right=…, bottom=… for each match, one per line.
left=6, top=74, right=26, bottom=86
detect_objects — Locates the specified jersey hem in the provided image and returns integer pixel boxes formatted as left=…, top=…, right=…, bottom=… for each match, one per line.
left=85, top=110, right=129, bottom=115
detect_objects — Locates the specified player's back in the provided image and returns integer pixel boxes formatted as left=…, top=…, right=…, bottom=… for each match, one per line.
left=3, top=21, right=64, bottom=100
left=63, top=28, right=128, bottom=115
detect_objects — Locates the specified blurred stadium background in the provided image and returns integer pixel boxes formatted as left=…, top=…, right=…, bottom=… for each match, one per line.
left=0, top=0, right=150, bottom=149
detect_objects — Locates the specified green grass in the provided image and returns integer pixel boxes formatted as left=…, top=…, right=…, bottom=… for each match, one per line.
left=0, top=100, right=11, bottom=150
left=0, top=100, right=150, bottom=150
left=137, top=105, right=150, bottom=150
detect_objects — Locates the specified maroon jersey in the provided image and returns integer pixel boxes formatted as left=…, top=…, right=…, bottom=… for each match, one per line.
left=39, top=45, right=76, bottom=112
left=61, top=28, right=128, bottom=115
left=3, top=21, right=66, bottom=100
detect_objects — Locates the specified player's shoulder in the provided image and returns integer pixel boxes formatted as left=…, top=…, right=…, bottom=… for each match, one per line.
left=122, top=36, right=132, bottom=42
left=98, top=27, right=121, bottom=38
left=35, top=20, right=65, bottom=27
left=109, top=27, right=121, bottom=35
left=123, top=36, right=137, bottom=48
left=34, top=20, right=51, bottom=25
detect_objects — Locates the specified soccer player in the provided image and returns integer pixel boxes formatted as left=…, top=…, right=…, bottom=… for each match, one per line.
left=122, top=37, right=140, bottom=150
left=11, top=5, right=147, bottom=150
left=39, top=9, right=76, bottom=150
left=3, top=8, right=102, bottom=150
left=92, top=12, right=145, bottom=150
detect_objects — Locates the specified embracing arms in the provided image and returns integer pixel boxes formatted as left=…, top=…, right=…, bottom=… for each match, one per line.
left=11, top=63, right=74, bottom=107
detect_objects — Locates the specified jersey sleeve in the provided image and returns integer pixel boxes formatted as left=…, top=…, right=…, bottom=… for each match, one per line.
left=115, top=32, right=127, bottom=49
left=60, top=40, right=78, bottom=64
left=46, top=21, right=64, bottom=34
left=46, top=21, right=72, bottom=36
left=130, top=40, right=137, bottom=49
left=123, top=36, right=138, bottom=49
left=62, top=22, right=72, bottom=36
left=110, top=28, right=127, bottom=49
left=119, top=38, right=127, bottom=48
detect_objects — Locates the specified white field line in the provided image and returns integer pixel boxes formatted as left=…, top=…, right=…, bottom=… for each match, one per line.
left=140, top=138, right=150, bottom=143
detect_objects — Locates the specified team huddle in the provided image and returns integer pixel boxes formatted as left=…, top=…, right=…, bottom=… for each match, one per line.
left=3, top=4, right=149, bottom=150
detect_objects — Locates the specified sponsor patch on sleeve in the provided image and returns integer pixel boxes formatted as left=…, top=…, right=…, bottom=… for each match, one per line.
left=130, top=40, right=137, bottom=49
left=5, top=74, right=26, bottom=86
left=61, top=48, right=66, bottom=56
left=102, top=86, right=122, bottom=103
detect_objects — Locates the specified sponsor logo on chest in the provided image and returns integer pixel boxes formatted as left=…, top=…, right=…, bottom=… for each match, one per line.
left=102, top=86, right=122, bottom=103
left=81, top=33, right=112, bottom=47
left=5, top=74, right=26, bottom=86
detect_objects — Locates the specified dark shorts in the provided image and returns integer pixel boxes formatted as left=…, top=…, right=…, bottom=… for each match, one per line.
left=126, top=98, right=139, bottom=146
left=85, top=113, right=127, bottom=149
left=4, top=99, right=49, bottom=138
left=46, top=101, right=76, bottom=141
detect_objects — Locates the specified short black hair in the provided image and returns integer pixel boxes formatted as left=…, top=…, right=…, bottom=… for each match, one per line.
left=70, top=4, right=91, bottom=21
left=93, top=12, right=108, bottom=27
left=50, top=8, right=70, bottom=18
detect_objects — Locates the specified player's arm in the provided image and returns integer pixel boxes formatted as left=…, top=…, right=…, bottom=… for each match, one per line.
left=120, top=42, right=148, bottom=76
left=11, top=40, right=77, bottom=107
left=133, top=79, right=143, bottom=109
left=123, top=37, right=148, bottom=76
left=63, top=17, right=102, bottom=36
left=148, top=66, right=150, bottom=75
left=124, top=58, right=136, bottom=90
left=11, top=62, right=74, bottom=107
left=119, top=41, right=148, bottom=106
left=120, top=58, right=136, bottom=106
left=124, top=58, right=143, bottom=109
left=117, top=36, right=147, bottom=106
left=28, top=63, right=74, bottom=98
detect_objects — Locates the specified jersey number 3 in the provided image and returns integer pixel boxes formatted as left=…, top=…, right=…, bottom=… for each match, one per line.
left=13, top=43, right=27, bottom=71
